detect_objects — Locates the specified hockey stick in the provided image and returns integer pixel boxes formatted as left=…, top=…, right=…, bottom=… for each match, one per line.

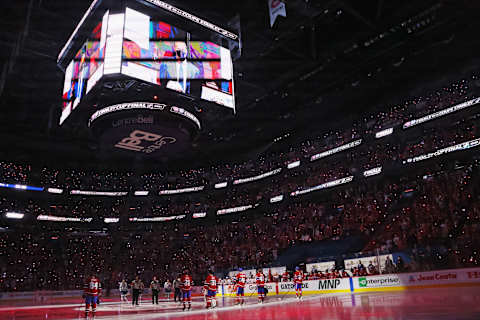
left=230, top=284, right=246, bottom=305
left=79, top=298, right=86, bottom=314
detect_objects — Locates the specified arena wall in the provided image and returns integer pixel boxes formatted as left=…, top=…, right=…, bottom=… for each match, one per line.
left=2, top=268, right=479, bottom=301
left=217, top=267, right=480, bottom=297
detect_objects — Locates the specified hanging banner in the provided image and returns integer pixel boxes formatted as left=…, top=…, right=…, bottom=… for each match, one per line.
left=268, top=0, right=286, bottom=27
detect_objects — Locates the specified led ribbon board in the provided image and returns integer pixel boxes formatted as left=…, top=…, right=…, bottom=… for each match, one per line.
left=403, top=138, right=480, bottom=164
left=270, top=195, right=284, bottom=203
left=363, top=167, right=382, bottom=177
left=403, top=97, right=480, bottom=129
left=70, top=190, right=128, bottom=196
left=287, top=161, right=300, bottom=169
left=37, top=215, right=93, bottom=222
left=233, top=168, right=282, bottom=185
left=144, top=0, right=239, bottom=40
left=193, top=212, right=207, bottom=218
left=89, top=102, right=201, bottom=130
left=310, top=140, right=362, bottom=161
left=290, top=176, right=354, bottom=196
left=214, top=182, right=228, bottom=189
left=159, top=186, right=204, bottom=195
left=375, top=128, right=393, bottom=139
left=130, top=215, right=186, bottom=222
left=0, top=183, right=43, bottom=191
left=217, top=205, right=253, bottom=215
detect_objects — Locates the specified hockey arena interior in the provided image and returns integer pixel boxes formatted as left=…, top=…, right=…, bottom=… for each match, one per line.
left=1, top=0, right=480, bottom=319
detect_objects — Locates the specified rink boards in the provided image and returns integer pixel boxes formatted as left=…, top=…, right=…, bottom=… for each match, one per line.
left=352, top=267, right=480, bottom=292
left=217, top=267, right=480, bottom=297
left=2, top=268, right=480, bottom=301
left=218, top=278, right=350, bottom=297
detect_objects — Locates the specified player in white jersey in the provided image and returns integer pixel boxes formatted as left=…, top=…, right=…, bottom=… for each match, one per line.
left=119, top=279, right=128, bottom=302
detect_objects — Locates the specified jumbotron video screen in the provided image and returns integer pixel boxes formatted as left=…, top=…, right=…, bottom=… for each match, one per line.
left=57, top=0, right=239, bottom=156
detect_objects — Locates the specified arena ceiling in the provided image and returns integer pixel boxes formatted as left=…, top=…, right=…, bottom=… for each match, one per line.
left=0, top=0, right=479, bottom=169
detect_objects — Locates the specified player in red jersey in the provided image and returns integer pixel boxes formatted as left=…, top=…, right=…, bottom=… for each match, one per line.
left=235, top=268, right=247, bottom=305
left=294, top=266, right=304, bottom=300
left=255, top=268, right=266, bottom=304
left=204, top=270, right=218, bottom=309
left=83, top=274, right=101, bottom=318
left=180, top=269, right=193, bottom=311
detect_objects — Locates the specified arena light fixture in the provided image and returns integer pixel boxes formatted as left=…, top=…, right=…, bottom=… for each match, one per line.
left=134, top=191, right=149, bottom=196
left=104, top=218, right=119, bottom=223
left=5, top=212, right=24, bottom=219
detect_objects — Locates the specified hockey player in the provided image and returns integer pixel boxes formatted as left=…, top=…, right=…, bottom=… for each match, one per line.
left=180, top=269, right=193, bottom=311
left=255, top=268, right=266, bottom=304
left=119, top=279, right=128, bottom=303
left=294, top=266, right=304, bottom=300
left=235, top=268, right=247, bottom=305
left=204, top=270, right=218, bottom=309
left=83, top=274, right=101, bottom=318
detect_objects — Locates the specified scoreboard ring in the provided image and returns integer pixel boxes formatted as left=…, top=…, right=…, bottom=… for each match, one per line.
left=88, top=101, right=201, bottom=157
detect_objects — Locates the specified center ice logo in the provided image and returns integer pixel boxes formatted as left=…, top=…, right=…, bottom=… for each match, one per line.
left=358, top=277, right=367, bottom=287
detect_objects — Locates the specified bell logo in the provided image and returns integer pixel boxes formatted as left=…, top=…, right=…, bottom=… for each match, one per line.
left=358, top=278, right=367, bottom=288
left=271, top=0, right=281, bottom=8
left=115, top=130, right=163, bottom=152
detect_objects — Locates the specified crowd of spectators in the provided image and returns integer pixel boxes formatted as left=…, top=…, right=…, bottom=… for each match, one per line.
left=366, top=162, right=480, bottom=270
left=0, top=78, right=476, bottom=194
left=1, top=158, right=479, bottom=292
left=0, top=109, right=476, bottom=221
left=0, top=78, right=479, bottom=292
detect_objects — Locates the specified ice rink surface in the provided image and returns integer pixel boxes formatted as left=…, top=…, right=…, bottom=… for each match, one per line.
left=1, top=286, right=480, bottom=320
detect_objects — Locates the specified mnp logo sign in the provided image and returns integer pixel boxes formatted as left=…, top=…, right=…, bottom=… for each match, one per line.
left=318, top=279, right=341, bottom=290
left=115, top=130, right=176, bottom=153
left=358, top=278, right=367, bottom=288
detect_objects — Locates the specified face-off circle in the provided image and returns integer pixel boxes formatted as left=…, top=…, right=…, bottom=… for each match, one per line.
left=88, top=102, right=201, bottom=157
